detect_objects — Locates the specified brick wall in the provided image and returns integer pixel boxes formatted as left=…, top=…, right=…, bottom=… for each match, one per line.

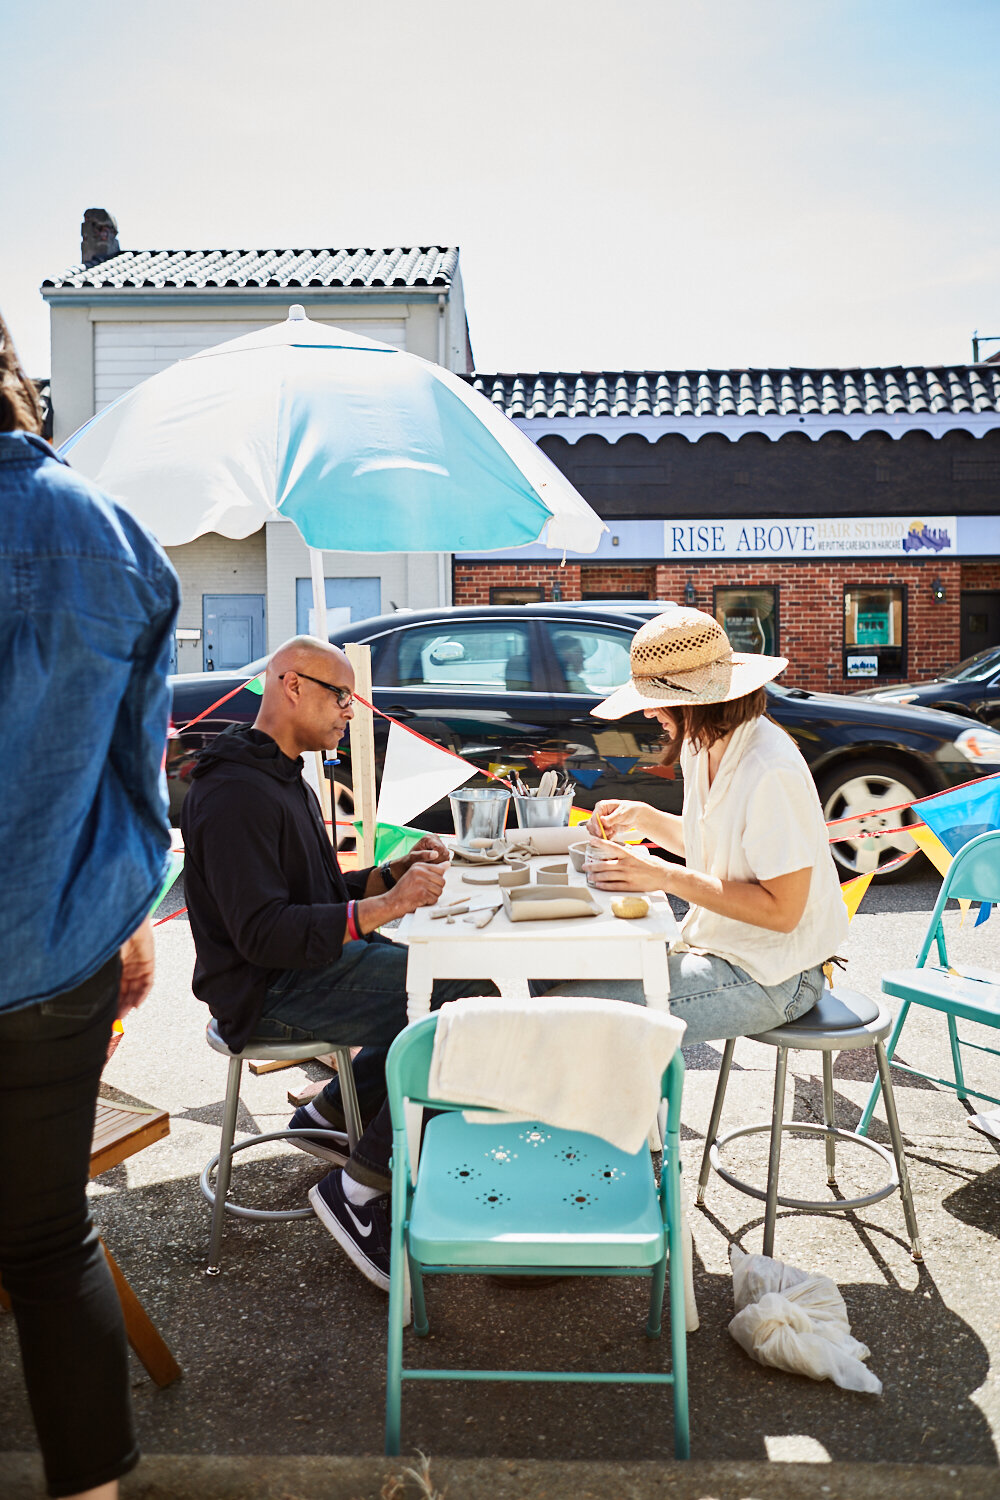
left=454, top=556, right=981, bottom=693
left=961, top=562, right=1000, bottom=590
left=454, top=561, right=583, bottom=604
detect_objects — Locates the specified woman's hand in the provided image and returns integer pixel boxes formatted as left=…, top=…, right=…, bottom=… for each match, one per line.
left=586, top=838, right=673, bottom=893
left=586, top=799, right=653, bottom=843
left=118, top=916, right=156, bottom=1019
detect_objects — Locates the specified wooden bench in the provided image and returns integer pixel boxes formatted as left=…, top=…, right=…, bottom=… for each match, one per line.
left=1, top=1098, right=182, bottom=1389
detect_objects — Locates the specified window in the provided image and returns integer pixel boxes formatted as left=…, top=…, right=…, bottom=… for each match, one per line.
left=714, top=587, right=778, bottom=655
left=489, top=585, right=544, bottom=605
left=543, top=623, right=633, bottom=695
left=382, top=622, right=533, bottom=690
left=844, top=586, right=906, bottom=679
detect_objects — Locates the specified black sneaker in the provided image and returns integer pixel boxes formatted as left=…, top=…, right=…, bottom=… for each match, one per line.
left=287, top=1106, right=350, bottom=1167
left=308, top=1169, right=392, bottom=1293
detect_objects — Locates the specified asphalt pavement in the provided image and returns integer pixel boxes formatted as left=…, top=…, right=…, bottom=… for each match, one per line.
left=3, top=863, right=1000, bottom=1498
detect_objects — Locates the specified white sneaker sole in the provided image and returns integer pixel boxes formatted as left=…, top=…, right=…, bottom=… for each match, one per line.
left=308, top=1183, right=390, bottom=1293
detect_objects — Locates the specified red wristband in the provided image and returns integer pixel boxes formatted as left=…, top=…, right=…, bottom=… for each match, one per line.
left=345, top=901, right=359, bottom=942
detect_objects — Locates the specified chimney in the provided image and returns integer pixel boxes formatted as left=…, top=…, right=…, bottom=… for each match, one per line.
left=81, top=208, right=120, bottom=266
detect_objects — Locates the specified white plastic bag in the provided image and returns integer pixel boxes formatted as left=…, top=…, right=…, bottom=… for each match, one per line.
left=728, top=1246, right=882, bottom=1395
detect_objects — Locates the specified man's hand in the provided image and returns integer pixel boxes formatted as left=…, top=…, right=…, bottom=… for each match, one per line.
left=587, top=799, right=653, bottom=843
left=118, top=916, right=155, bottom=1020
left=394, top=833, right=450, bottom=878
left=390, top=860, right=447, bottom=912
left=358, top=859, right=447, bottom=933
left=586, top=839, right=672, bottom=893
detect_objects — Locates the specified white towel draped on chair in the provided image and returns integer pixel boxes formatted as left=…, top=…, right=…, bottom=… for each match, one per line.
left=428, top=993, right=686, bottom=1155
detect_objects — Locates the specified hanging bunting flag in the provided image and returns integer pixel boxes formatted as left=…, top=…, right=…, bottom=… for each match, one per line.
left=530, top=749, right=569, bottom=771
left=975, top=902, right=993, bottom=927
left=605, top=756, right=639, bottom=775
left=244, top=674, right=265, bottom=696
left=907, top=824, right=973, bottom=920
left=489, top=762, right=527, bottom=779
left=840, top=871, right=874, bottom=922
left=645, top=764, right=677, bottom=780
left=914, top=773, right=1000, bottom=856
left=569, top=767, right=604, bottom=789
left=375, top=721, right=477, bottom=829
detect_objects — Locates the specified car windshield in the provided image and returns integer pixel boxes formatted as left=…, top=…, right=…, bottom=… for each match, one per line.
left=944, top=648, right=1000, bottom=683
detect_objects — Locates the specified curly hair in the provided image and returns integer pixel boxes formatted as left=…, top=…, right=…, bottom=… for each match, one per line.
left=0, top=311, right=44, bottom=435
left=658, top=686, right=768, bottom=765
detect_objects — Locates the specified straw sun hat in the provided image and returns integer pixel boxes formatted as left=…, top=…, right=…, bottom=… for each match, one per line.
left=593, top=607, right=788, bottom=720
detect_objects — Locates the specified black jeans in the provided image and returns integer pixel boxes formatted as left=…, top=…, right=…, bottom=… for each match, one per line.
left=256, top=933, right=498, bottom=1192
left=0, top=957, right=139, bottom=1498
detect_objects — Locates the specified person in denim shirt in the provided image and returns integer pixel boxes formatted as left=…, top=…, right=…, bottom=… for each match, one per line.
left=0, top=313, right=178, bottom=1500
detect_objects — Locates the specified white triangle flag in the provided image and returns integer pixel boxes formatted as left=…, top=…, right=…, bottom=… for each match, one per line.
left=375, top=720, right=478, bottom=829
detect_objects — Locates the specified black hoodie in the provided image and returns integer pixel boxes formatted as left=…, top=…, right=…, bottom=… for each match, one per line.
left=180, top=725, right=372, bottom=1050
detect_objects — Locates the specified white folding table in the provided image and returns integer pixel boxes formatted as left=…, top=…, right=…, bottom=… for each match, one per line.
left=400, top=857, right=677, bottom=1023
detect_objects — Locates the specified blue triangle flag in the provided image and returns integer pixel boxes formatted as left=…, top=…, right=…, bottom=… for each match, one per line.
left=570, top=767, right=604, bottom=789
left=975, top=901, right=993, bottom=927
left=605, top=756, right=639, bottom=775
left=917, top=773, right=1000, bottom=856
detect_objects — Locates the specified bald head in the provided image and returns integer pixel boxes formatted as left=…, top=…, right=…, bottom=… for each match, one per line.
left=266, top=635, right=352, bottom=689
left=254, top=635, right=355, bottom=759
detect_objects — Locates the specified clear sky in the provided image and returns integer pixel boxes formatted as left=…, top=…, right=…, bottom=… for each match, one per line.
left=2, top=0, right=998, bottom=378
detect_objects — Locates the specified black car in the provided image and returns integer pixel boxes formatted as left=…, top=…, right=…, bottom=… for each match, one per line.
left=167, top=604, right=1000, bottom=880
left=856, top=645, right=1000, bottom=727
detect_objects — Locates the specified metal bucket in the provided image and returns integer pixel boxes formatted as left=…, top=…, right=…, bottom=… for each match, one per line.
left=512, top=792, right=575, bottom=829
left=449, top=787, right=511, bottom=843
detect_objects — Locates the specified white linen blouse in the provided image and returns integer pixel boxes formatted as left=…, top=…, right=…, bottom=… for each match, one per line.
left=676, top=714, right=848, bottom=986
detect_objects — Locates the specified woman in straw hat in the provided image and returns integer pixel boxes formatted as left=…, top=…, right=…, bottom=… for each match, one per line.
left=547, top=608, right=848, bottom=1044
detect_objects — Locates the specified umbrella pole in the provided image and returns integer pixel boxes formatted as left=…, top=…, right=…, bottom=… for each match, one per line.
left=309, top=550, right=335, bottom=843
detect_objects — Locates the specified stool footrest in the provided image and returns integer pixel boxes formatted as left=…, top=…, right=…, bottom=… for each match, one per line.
left=709, top=1121, right=899, bottom=1214
left=200, top=1128, right=344, bottom=1222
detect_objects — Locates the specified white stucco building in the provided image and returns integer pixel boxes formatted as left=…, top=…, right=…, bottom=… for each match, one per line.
left=43, top=239, right=473, bottom=671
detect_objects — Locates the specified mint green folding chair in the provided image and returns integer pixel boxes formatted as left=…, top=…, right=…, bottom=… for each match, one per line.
left=859, top=829, right=1000, bottom=1136
left=384, top=1012, right=689, bottom=1459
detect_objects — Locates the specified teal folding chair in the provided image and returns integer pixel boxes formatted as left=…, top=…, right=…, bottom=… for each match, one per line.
left=384, top=1012, right=689, bottom=1459
left=859, top=829, right=1000, bottom=1136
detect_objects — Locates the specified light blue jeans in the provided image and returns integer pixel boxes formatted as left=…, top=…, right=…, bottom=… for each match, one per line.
left=536, top=950, right=825, bottom=1047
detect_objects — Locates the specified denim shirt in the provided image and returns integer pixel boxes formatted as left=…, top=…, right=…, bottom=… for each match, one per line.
left=0, top=431, right=180, bottom=1011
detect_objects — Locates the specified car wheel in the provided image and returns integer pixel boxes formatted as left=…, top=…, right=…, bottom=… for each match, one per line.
left=818, top=759, right=928, bottom=883
left=332, top=780, right=356, bottom=852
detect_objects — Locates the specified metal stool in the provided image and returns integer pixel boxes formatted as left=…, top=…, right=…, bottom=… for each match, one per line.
left=201, top=1020, right=364, bottom=1274
left=696, top=986, right=922, bottom=1262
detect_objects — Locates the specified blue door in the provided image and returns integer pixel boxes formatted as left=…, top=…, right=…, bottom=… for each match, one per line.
left=295, top=576, right=382, bottom=637
left=203, top=594, right=266, bottom=672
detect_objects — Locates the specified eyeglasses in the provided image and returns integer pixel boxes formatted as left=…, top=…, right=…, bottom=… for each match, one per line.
left=279, top=671, right=354, bottom=708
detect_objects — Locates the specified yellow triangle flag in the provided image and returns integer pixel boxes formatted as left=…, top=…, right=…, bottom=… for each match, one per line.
left=908, top=824, right=972, bottom=919
left=841, top=871, right=875, bottom=922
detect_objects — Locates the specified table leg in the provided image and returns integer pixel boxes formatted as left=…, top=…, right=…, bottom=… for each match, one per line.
left=101, top=1241, right=182, bottom=1387
left=640, top=941, right=670, bottom=1012
left=405, top=949, right=435, bottom=1025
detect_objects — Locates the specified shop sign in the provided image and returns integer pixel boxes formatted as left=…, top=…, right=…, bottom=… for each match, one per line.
left=661, top=517, right=958, bottom=560
left=846, top=654, right=880, bottom=678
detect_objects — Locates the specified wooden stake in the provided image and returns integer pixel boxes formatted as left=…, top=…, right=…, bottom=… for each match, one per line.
left=345, top=641, right=377, bottom=868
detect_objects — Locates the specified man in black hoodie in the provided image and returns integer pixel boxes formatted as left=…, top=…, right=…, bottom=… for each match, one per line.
left=181, top=635, right=497, bottom=1291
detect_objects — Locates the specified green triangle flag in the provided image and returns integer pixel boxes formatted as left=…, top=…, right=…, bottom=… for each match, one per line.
left=244, top=675, right=265, bottom=696
left=353, top=821, right=430, bottom=865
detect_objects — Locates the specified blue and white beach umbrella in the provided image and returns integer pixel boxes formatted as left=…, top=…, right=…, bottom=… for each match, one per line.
left=60, top=306, right=606, bottom=556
